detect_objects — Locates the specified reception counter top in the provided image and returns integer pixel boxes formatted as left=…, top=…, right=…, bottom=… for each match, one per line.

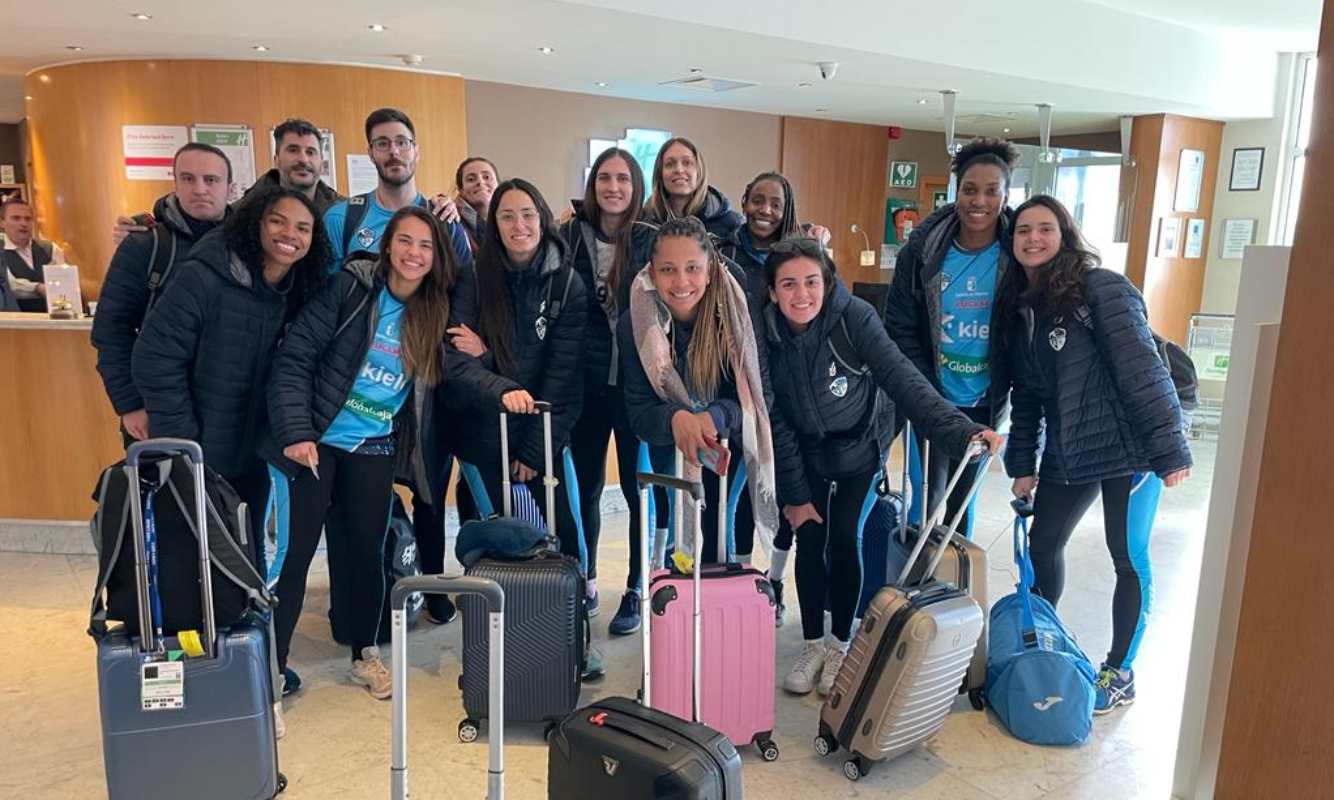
left=0, top=315, right=122, bottom=521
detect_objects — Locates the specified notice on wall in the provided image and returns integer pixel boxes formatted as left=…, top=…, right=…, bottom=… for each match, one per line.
left=0, top=165, right=13, bottom=184
left=1220, top=218, right=1256, bottom=260
left=122, top=125, right=189, bottom=180
left=191, top=125, right=257, bottom=203
left=1184, top=219, right=1206, bottom=260
left=889, top=161, right=918, bottom=189
left=346, top=154, right=378, bottom=196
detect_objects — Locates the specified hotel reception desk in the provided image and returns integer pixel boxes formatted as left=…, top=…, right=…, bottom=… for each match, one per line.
left=0, top=313, right=124, bottom=521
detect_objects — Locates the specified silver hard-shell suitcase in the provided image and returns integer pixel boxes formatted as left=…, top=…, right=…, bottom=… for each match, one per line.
left=816, top=440, right=988, bottom=781
left=95, top=439, right=283, bottom=799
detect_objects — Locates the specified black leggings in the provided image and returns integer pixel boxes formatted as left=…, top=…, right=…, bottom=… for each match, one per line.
left=228, top=460, right=273, bottom=570
left=909, top=404, right=991, bottom=538
left=792, top=468, right=880, bottom=642
left=410, top=459, right=455, bottom=580
left=273, top=445, right=396, bottom=669
left=456, top=448, right=584, bottom=571
left=1027, top=475, right=1153, bottom=670
left=568, top=385, right=641, bottom=586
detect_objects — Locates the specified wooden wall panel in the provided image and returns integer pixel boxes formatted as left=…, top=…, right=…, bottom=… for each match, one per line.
left=23, top=59, right=467, bottom=294
left=779, top=117, right=890, bottom=286
left=1122, top=113, right=1224, bottom=344
left=1212, top=4, right=1334, bottom=793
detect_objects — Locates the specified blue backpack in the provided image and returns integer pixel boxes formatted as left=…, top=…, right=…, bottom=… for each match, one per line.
left=986, top=501, right=1097, bottom=746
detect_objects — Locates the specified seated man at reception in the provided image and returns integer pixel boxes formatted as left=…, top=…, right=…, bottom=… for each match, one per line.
left=1, top=198, right=65, bottom=313
left=91, top=143, right=232, bottom=443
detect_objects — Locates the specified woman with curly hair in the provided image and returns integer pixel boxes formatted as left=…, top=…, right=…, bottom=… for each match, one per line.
left=132, top=185, right=330, bottom=560
left=884, top=136, right=1020, bottom=537
left=998, top=194, right=1191, bottom=714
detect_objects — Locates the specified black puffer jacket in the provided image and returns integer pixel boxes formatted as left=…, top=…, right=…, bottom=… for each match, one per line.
left=450, top=238, right=587, bottom=469
left=92, top=194, right=228, bottom=416
left=765, top=280, right=983, bottom=506
left=717, top=225, right=772, bottom=305
left=646, top=185, right=744, bottom=243
left=560, top=213, right=657, bottom=390
left=1004, top=269, right=1192, bottom=483
left=131, top=227, right=295, bottom=478
left=884, top=203, right=1015, bottom=425
left=240, top=169, right=343, bottom=216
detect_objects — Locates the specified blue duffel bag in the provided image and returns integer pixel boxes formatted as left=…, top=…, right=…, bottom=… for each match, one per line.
left=986, top=499, right=1097, bottom=746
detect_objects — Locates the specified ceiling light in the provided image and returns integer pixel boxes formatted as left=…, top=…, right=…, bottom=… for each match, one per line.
left=252, top=45, right=269, bottom=52
left=130, top=12, right=152, bottom=21
left=368, top=23, right=386, bottom=32
left=538, top=46, right=554, bottom=54
left=689, top=67, right=702, bottom=74
left=916, top=98, right=929, bottom=105
left=595, top=81, right=608, bottom=87
left=25, top=96, right=33, bottom=101
left=66, top=45, right=84, bottom=51
left=816, top=108, right=828, bottom=113
left=1003, top=127, right=1012, bottom=133
left=797, top=82, right=812, bottom=88
left=38, top=74, right=51, bottom=83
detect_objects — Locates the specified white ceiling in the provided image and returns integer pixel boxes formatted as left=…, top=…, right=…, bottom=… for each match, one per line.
left=0, top=0, right=1320, bottom=133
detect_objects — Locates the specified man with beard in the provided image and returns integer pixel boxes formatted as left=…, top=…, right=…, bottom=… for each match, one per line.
left=240, top=118, right=342, bottom=214
left=322, top=107, right=472, bottom=271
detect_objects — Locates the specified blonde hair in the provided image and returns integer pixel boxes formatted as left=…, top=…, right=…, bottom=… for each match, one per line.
left=646, top=137, right=710, bottom=223
left=651, top=217, right=736, bottom=401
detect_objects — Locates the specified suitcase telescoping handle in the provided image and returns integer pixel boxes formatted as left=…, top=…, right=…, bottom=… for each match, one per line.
left=499, top=400, right=555, bottom=532
left=636, top=472, right=705, bottom=719
left=390, top=576, right=505, bottom=800
left=125, top=438, right=216, bottom=658
left=895, top=438, right=988, bottom=587
left=923, top=447, right=996, bottom=577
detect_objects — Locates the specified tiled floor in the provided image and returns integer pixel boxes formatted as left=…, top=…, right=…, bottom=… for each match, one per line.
left=0, top=440, right=1215, bottom=799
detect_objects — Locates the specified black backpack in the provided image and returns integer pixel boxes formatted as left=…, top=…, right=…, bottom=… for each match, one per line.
left=328, top=493, right=422, bottom=644
left=1073, top=306, right=1199, bottom=412
left=144, top=227, right=179, bottom=311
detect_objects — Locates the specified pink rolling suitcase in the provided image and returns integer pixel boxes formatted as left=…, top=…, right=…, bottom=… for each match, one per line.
left=642, top=455, right=780, bottom=761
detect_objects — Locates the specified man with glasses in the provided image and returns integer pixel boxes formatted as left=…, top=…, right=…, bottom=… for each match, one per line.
left=322, top=107, right=472, bottom=271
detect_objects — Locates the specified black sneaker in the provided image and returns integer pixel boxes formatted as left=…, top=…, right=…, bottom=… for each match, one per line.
left=281, top=667, right=302, bottom=697
left=424, top=595, right=457, bottom=625
left=608, top=590, right=641, bottom=636
left=771, top=579, right=786, bottom=628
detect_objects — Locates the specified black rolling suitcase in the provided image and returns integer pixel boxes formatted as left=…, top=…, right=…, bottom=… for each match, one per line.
left=547, top=472, right=744, bottom=799
left=458, top=402, right=586, bottom=740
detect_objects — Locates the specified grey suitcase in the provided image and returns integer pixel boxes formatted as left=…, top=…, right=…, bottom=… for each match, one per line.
left=886, top=423, right=992, bottom=708
left=94, top=439, right=283, bottom=799
left=391, top=574, right=506, bottom=799
left=816, top=439, right=988, bottom=781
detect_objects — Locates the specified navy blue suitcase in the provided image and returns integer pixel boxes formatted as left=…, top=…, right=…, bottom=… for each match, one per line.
left=91, top=440, right=283, bottom=799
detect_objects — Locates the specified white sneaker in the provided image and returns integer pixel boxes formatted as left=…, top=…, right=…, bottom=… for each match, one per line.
left=349, top=646, right=393, bottom=700
left=783, top=641, right=827, bottom=695
left=818, top=644, right=848, bottom=697
left=273, top=701, right=286, bottom=739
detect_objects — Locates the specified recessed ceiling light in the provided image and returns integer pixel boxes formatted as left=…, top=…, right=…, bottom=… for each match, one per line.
left=916, top=98, right=929, bottom=105
left=130, top=12, right=152, bottom=21
left=252, top=45, right=269, bottom=52
left=1002, top=127, right=1012, bottom=133
left=538, top=46, right=554, bottom=54
left=65, top=45, right=84, bottom=51
left=38, top=74, right=51, bottom=83
left=816, top=108, right=828, bottom=113
left=595, top=81, right=608, bottom=88
left=368, top=23, right=386, bottom=32
left=689, top=67, right=703, bottom=74
left=797, top=82, right=812, bottom=88
left=25, top=96, right=33, bottom=101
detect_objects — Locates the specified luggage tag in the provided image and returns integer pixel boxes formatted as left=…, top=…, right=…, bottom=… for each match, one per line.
left=141, top=659, right=185, bottom=711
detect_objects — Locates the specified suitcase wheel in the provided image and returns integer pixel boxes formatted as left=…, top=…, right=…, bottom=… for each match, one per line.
left=969, top=687, right=986, bottom=711
left=843, top=755, right=871, bottom=781
left=813, top=734, right=835, bottom=757
left=274, top=772, right=288, bottom=796
left=543, top=722, right=557, bottom=742
left=458, top=719, right=480, bottom=744
left=757, top=739, right=779, bottom=762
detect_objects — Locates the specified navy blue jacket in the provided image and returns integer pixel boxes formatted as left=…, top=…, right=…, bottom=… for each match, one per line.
left=884, top=204, right=1015, bottom=425
left=92, top=194, right=227, bottom=416
left=449, top=238, right=587, bottom=470
left=1003, top=269, right=1193, bottom=483
left=717, top=225, right=772, bottom=305
left=645, top=185, right=744, bottom=243
left=560, top=213, right=657, bottom=390
left=131, top=228, right=296, bottom=478
left=765, top=280, right=983, bottom=506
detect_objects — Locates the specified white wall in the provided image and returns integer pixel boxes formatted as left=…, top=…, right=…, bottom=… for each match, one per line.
left=1199, top=54, right=1299, bottom=314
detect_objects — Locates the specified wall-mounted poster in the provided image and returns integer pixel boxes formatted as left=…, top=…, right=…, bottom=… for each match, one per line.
left=346, top=154, right=378, bottom=196
left=1229, top=147, right=1264, bottom=192
left=1157, top=217, right=1182, bottom=257
left=1220, top=218, right=1256, bottom=260
left=1174, top=149, right=1206, bottom=212
left=122, top=125, right=188, bottom=180
left=1184, top=218, right=1206, bottom=259
left=191, top=125, right=256, bottom=203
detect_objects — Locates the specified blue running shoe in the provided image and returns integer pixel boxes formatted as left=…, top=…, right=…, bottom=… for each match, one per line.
left=608, top=590, right=641, bottom=636
left=1094, top=665, right=1135, bottom=715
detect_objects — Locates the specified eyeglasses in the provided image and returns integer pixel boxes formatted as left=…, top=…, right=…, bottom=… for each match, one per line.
left=370, top=137, right=416, bottom=154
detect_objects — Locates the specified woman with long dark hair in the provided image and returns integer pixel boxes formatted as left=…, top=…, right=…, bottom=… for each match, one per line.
left=450, top=178, right=589, bottom=567
left=643, top=137, right=744, bottom=241
left=262, top=206, right=455, bottom=725
left=454, top=156, right=499, bottom=254
left=884, top=137, right=1020, bottom=539
left=562, top=147, right=663, bottom=633
left=998, top=195, right=1191, bottom=715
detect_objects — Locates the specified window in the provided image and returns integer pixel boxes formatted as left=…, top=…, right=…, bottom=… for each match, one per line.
left=1279, top=53, right=1317, bottom=245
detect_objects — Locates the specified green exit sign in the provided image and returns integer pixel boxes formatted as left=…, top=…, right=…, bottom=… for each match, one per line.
left=890, top=161, right=918, bottom=188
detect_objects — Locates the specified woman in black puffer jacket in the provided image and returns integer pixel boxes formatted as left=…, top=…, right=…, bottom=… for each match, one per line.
left=998, top=195, right=1192, bottom=717
left=261, top=206, right=456, bottom=714
left=642, top=136, right=744, bottom=242
left=763, top=237, right=1001, bottom=697
left=132, top=186, right=329, bottom=552
left=450, top=178, right=589, bottom=569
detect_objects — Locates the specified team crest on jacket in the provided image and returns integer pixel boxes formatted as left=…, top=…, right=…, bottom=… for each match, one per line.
left=535, top=315, right=548, bottom=340
left=829, top=375, right=849, bottom=398
left=356, top=227, right=376, bottom=249
left=1049, top=327, right=1067, bottom=352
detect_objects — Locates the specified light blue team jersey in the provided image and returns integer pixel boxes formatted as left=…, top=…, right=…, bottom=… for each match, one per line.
left=937, top=240, right=1000, bottom=407
left=323, top=194, right=473, bottom=274
left=320, top=290, right=412, bottom=452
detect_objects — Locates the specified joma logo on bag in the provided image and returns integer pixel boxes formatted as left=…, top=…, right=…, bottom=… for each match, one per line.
left=1032, top=696, right=1064, bottom=712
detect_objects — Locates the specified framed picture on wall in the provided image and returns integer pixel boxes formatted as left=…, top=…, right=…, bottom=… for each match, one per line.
left=1229, top=147, right=1265, bottom=191
left=1157, top=217, right=1182, bottom=257
left=1174, top=149, right=1206, bottom=212
left=1184, top=218, right=1206, bottom=259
